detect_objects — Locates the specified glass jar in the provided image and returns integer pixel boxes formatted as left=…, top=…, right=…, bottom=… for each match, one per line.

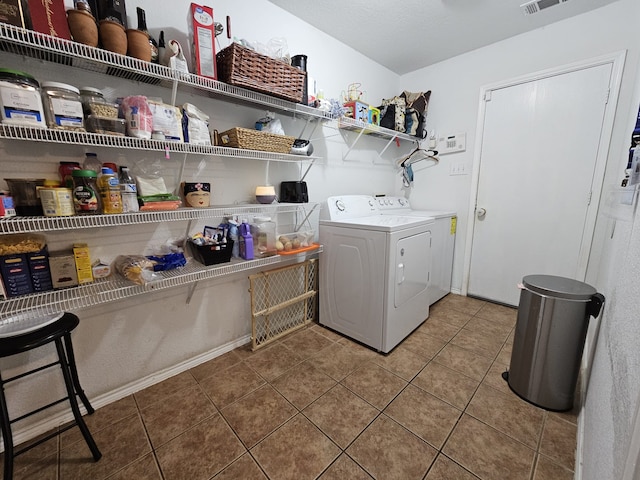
left=0, top=68, right=46, bottom=128
left=72, top=169, right=102, bottom=214
left=41, top=81, right=85, bottom=131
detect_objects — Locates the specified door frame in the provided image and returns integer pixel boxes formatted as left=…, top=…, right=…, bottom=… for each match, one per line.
left=461, top=51, right=627, bottom=297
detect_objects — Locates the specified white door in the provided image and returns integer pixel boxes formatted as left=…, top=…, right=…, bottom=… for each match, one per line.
left=467, top=62, right=614, bottom=306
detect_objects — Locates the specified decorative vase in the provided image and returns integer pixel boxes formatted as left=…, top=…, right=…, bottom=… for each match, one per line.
left=126, top=29, right=151, bottom=62
left=67, top=9, right=98, bottom=47
left=98, top=20, right=127, bottom=56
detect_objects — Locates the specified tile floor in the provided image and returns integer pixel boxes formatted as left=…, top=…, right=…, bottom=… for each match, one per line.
left=6, top=294, right=578, bottom=479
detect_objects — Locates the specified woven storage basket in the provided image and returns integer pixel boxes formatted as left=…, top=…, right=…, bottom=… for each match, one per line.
left=216, top=127, right=295, bottom=154
left=216, top=43, right=305, bottom=103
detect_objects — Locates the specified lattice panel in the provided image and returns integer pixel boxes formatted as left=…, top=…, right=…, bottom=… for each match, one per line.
left=249, top=259, right=318, bottom=350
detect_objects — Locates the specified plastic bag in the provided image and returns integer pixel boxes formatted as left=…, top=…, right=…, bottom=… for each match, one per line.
left=148, top=100, right=184, bottom=142
left=113, top=255, right=158, bottom=285
left=182, top=103, right=211, bottom=145
left=121, top=96, right=153, bottom=139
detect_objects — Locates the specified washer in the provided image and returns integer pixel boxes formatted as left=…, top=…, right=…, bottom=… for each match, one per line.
left=319, top=195, right=435, bottom=353
left=376, top=196, right=456, bottom=305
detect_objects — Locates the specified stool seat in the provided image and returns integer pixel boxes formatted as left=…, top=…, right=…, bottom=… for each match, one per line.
left=0, top=313, right=78, bottom=357
left=0, top=312, right=101, bottom=480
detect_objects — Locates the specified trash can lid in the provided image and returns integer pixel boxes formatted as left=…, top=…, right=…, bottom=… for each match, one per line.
left=522, top=274, right=597, bottom=300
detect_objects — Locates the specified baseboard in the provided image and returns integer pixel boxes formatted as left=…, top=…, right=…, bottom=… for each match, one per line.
left=4, top=334, right=251, bottom=451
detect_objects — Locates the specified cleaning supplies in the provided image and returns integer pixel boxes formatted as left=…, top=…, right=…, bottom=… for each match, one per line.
left=239, top=219, right=253, bottom=260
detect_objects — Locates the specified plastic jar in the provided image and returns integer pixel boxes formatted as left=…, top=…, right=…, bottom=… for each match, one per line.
left=97, top=167, right=122, bottom=214
left=0, top=68, right=46, bottom=128
left=251, top=216, right=276, bottom=258
left=72, top=169, right=102, bottom=214
left=41, top=81, right=85, bottom=131
left=79, top=86, right=106, bottom=116
left=59, top=161, right=81, bottom=188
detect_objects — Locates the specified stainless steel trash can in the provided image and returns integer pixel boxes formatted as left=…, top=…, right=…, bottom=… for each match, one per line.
left=505, top=274, right=604, bottom=411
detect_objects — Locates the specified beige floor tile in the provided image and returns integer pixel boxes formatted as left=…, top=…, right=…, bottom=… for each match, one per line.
left=443, top=414, right=535, bottom=480
left=417, top=316, right=462, bottom=342
left=303, top=384, right=378, bottom=449
left=424, top=454, right=479, bottom=480
left=251, top=414, right=340, bottom=480
left=199, top=361, right=266, bottom=409
left=105, top=453, right=162, bottom=480
left=189, top=350, right=243, bottom=382
left=482, top=362, right=511, bottom=395
left=433, top=343, right=493, bottom=381
left=428, top=304, right=474, bottom=328
left=341, top=362, right=407, bottom=410
left=439, top=294, right=486, bottom=316
left=244, top=343, right=304, bottom=381
left=133, top=371, right=197, bottom=410
left=311, top=342, right=369, bottom=381
left=397, top=330, right=447, bottom=360
left=464, top=316, right=513, bottom=341
left=221, top=384, right=297, bottom=448
left=475, top=302, right=518, bottom=328
left=281, top=328, right=335, bottom=359
left=466, top=383, right=545, bottom=448
left=347, top=415, right=437, bottom=480
left=59, top=414, right=151, bottom=480
left=213, top=453, right=268, bottom=479
left=450, top=327, right=505, bottom=359
left=155, top=414, right=245, bottom=480
left=309, top=324, right=344, bottom=342
left=318, top=453, right=373, bottom=480
left=539, top=414, right=577, bottom=470
left=61, top=395, right=138, bottom=448
left=140, top=383, right=217, bottom=448
left=495, top=339, right=513, bottom=366
left=533, top=454, right=574, bottom=480
left=271, top=361, right=337, bottom=409
left=372, top=346, right=429, bottom=381
left=384, top=384, right=462, bottom=449
left=12, top=434, right=58, bottom=480
left=413, top=361, right=479, bottom=409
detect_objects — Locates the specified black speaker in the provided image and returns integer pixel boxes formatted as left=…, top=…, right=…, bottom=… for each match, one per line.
left=280, top=181, right=308, bottom=203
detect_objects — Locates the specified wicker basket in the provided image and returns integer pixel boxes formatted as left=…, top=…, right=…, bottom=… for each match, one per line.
left=216, top=43, right=305, bottom=103
left=216, top=127, right=295, bottom=154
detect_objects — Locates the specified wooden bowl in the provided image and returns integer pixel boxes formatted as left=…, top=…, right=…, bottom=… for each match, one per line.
left=99, top=19, right=127, bottom=55
left=67, top=9, right=98, bottom=47
left=126, top=29, right=151, bottom=62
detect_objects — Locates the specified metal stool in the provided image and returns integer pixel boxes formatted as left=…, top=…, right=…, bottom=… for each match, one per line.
left=0, top=312, right=101, bottom=479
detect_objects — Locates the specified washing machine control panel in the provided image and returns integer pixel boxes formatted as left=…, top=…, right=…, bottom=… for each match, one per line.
left=376, top=196, right=412, bottom=211
left=321, top=195, right=380, bottom=220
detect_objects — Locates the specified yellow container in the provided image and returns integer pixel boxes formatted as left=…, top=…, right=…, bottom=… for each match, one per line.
left=73, top=243, right=93, bottom=284
left=39, top=187, right=75, bottom=216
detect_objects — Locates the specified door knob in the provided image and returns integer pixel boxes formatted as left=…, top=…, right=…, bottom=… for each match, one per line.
left=477, top=207, right=486, bottom=219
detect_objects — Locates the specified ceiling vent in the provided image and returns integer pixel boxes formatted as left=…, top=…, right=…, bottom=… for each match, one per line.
left=520, top=0, right=567, bottom=15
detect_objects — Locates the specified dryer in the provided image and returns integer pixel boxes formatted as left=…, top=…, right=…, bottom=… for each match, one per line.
left=376, top=196, right=456, bottom=305
left=319, top=195, right=435, bottom=353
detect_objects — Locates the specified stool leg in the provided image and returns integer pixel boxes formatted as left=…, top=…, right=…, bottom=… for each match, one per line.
left=54, top=339, right=101, bottom=462
left=0, top=373, right=14, bottom=480
left=61, top=333, right=94, bottom=415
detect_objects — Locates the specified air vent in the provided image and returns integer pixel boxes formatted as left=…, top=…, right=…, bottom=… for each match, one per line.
left=521, top=0, right=567, bottom=15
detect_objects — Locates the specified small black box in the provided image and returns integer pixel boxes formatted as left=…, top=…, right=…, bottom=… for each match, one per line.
left=280, top=181, right=308, bottom=203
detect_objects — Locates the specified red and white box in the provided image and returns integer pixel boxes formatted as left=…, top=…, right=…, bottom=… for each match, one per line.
left=27, top=0, right=72, bottom=39
left=188, top=3, right=217, bottom=79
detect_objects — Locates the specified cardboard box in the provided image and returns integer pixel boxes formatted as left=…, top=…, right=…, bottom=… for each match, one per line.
left=27, top=0, right=71, bottom=39
left=73, top=243, right=93, bottom=284
left=189, top=3, right=216, bottom=79
left=0, top=193, right=16, bottom=218
left=26, top=246, right=52, bottom=292
left=0, top=0, right=31, bottom=29
left=49, top=251, right=78, bottom=289
left=0, top=254, right=33, bottom=297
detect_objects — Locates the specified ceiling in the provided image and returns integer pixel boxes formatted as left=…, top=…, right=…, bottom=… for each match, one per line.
left=266, top=0, right=620, bottom=74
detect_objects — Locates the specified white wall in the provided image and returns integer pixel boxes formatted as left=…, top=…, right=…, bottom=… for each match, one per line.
left=0, top=0, right=407, bottom=442
left=399, top=0, right=640, bottom=478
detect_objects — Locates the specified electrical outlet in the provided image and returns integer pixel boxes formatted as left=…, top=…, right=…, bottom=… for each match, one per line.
left=449, top=162, right=467, bottom=176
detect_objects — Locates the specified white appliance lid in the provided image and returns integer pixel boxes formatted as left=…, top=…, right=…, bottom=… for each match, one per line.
left=320, top=214, right=433, bottom=232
